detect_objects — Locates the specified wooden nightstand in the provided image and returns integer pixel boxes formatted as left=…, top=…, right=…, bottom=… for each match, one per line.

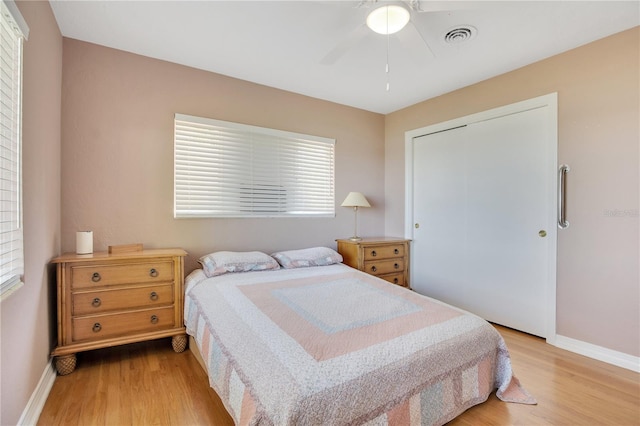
left=51, top=248, right=188, bottom=375
left=336, top=237, right=411, bottom=288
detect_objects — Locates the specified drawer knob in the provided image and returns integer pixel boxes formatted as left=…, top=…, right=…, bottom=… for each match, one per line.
left=92, top=323, right=102, bottom=333
left=394, top=263, right=399, bottom=269
left=371, top=250, right=377, bottom=257
left=91, top=297, right=102, bottom=307
left=393, top=278, right=399, bottom=284
left=371, top=266, right=377, bottom=273
left=91, top=272, right=101, bottom=282
left=394, top=248, right=399, bottom=255
left=150, top=315, right=159, bottom=324
left=149, top=291, right=159, bottom=301
left=149, top=268, right=159, bottom=278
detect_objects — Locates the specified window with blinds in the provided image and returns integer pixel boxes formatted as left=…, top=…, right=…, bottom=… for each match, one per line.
left=174, top=114, right=335, bottom=218
left=0, top=0, right=28, bottom=301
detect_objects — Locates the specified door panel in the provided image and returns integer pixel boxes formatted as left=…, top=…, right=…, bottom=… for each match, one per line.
left=411, top=106, right=554, bottom=337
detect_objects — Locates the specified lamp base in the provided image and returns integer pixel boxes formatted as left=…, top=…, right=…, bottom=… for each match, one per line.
left=348, top=236, right=363, bottom=241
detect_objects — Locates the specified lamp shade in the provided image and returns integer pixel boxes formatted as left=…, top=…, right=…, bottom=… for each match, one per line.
left=341, top=192, right=371, bottom=208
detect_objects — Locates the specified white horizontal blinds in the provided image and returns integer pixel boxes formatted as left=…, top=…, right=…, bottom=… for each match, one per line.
left=174, top=114, right=335, bottom=218
left=0, top=0, right=27, bottom=298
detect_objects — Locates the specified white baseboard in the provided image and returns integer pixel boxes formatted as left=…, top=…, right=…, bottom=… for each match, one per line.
left=554, top=334, right=640, bottom=373
left=17, top=360, right=57, bottom=425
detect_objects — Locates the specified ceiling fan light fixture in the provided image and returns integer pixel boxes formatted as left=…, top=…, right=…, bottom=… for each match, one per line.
left=366, top=4, right=410, bottom=35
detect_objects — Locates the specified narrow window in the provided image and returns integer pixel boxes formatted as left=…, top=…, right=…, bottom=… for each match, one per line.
left=174, top=114, right=335, bottom=218
left=0, top=0, right=28, bottom=301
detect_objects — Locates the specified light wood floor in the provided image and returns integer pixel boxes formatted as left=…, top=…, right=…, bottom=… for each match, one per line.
left=38, top=325, right=640, bottom=425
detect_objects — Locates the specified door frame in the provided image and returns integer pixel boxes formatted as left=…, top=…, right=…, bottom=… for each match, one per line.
left=404, top=93, right=558, bottom=343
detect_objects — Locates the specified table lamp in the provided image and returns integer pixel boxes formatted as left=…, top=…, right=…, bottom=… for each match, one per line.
left=341, top=192, right=371, bottom=241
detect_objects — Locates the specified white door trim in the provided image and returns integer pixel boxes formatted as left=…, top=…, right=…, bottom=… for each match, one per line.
left=404, top=92, right=558, bottom=343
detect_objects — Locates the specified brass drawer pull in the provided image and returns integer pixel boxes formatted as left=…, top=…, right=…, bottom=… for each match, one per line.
left=394, top=263, right=399, bottom=269
left=92, top=323, right=102, bottom=333
left=371, top=266, right=377, bottom=273
left=150, top=291, right=159, bottom=301
left=393, top=277, right=399, bottom=284
left=394, top=248, right=399, bottom=255
left=150, top=315, right=159, bottom=324
left=91, top=297, right=101, bottom=307
left=91, top=272, right=101, bottom=282
left=149, top=268, right=158, bottom=278
left=371, top=250, right=377, bottom=257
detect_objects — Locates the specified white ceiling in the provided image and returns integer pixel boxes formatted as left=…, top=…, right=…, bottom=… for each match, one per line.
left=49, top=1, right=639, bottom=114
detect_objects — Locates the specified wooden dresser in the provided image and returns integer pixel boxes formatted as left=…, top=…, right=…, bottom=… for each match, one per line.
left=336, top=237, right=411, bottom=288
left=51, top=248, right=188, bottom=375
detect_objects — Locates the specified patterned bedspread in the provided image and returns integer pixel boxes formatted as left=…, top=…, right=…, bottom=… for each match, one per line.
left=185, top=264, right=535, bottom=425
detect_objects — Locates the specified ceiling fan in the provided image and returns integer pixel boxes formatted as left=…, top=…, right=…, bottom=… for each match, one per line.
left=320, top=0, right=457, bottom=65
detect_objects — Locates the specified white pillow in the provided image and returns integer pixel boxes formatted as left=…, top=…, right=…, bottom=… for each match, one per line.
left=271, top=247, right=343, bottom=269
left=198, top=251, right=280, bottom=277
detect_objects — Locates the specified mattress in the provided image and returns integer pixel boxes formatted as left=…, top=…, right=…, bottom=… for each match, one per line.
left=185, top=263, right=534, bottom=425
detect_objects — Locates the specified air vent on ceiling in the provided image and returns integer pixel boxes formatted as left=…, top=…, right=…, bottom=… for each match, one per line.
left=444, top=26, right=477, bottom=44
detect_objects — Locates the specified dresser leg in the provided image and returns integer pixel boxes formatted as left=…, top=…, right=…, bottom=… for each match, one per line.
left=171, top=334, right=187, bottom=353
left=54, top=354, right=77, bottom=375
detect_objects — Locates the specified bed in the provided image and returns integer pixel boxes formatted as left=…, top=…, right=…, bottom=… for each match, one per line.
left=184, top=248, right=535, bottom=425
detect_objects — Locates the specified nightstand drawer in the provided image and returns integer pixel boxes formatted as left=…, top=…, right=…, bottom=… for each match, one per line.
left=72, top=306, right=176, bottom=342
left=364, top=258, right=404, bottom=276
left=71, top=261, right=173, bottom=289
left=337, top=238, right=410, bottom=288
left=73, top=284, right=174, bottom=315
left=363, top=244, right=405, bottom=260
left=51, top=248, right=187, bottom=375
left=378, top=272, right=406, bottom=287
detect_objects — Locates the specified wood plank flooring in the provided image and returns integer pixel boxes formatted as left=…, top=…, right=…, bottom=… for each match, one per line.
left=38, top=325, right=640, bottom=425
left=37, top=338, right=234, bottom=425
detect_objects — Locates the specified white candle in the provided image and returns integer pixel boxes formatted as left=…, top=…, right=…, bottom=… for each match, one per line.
left=76, top=231, right=93, bottom=254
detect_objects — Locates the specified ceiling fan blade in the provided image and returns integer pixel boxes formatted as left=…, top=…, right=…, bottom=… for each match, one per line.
left=405, top=18, right=436, bottom=59
left=320, top=24, right=370, bottom=65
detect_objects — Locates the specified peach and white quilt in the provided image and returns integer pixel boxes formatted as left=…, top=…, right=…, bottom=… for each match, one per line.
left=184, top=263, right=535, bottom=425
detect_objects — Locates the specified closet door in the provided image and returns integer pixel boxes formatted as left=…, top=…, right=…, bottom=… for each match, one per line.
left=411, top=104, right=555, bottom=338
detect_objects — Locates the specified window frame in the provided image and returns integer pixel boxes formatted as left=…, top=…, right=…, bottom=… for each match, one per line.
left=174, top=114, right=336, bottom=219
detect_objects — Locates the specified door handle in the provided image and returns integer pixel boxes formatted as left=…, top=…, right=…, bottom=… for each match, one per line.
left=558, top=164, right=570, bottom=229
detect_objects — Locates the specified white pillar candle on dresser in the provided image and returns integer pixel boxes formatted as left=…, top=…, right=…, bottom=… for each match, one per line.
left=76, top=231, right=93, bottom=254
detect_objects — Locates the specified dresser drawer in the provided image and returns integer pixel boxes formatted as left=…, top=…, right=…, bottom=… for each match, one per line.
left=364, top=258, right=404, bottom=276
left=378, top=272, right=406, bottom=287
left=71, top=261, right=173, bottom=289
left=72, top=306, right=176, bottom=342
left=363, top=244, right=405, bottom=260
left=73, top=284, right=174, bottom=315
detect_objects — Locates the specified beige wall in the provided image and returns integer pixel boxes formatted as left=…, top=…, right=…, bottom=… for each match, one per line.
left=61, top=39, right=385, bottom=273
left=385, top=27, right=639, bottom=357
left=0, top=1, right=62, bottom=424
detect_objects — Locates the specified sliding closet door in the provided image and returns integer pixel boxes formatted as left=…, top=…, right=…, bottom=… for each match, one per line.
left=411, top=103, right=555, bottom=338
